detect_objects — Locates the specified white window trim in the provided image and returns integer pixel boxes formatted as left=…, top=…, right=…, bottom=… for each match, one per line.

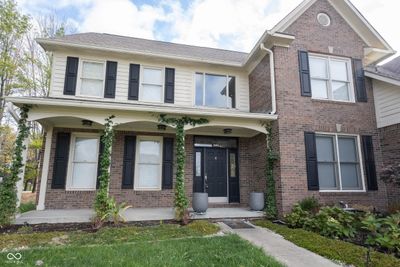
left=66, top=132, right=100, bottom=191
left=309, top=54, right=355, bottom=103
left=134, top=136, right=163, bottom=191
left=316, top=132, right=366, bottom=193
left=76, top=59, right=106, bottom=99
left=194, top=72, right=237, bottom=109
left=139, top=66, right=165, bottom=103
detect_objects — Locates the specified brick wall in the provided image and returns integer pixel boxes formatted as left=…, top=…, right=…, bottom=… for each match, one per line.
left=379, top=124, right=400, bottom=207
left=44, top=128, right=266, bottom=209
left=249, top=54, right=272, bottom=113
left=269, top=0, right=388, bottom=214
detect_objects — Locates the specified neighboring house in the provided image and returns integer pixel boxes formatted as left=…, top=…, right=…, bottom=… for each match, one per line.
left=6, top=0, right=397, bottom=214
left=365, top=57, right=400, bottom=208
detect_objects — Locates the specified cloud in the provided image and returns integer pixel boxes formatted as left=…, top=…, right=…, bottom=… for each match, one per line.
left=16, top=0, right=400, bottom=58
left=80, top=0, right=165, bottom=40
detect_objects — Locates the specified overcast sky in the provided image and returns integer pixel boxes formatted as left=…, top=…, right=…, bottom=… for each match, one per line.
left=17, top=0, right=400, bottom=61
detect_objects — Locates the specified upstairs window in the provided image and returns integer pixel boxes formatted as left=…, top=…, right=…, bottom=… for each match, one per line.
left=316, top=134, right=364, bottom=191
left=195, top=73, right=235, bottom=108
left=309, top=55, right=354, bottom=102
left=141, top=67, right=163, bottom=102
left=79, top=61, right=105, bottom=97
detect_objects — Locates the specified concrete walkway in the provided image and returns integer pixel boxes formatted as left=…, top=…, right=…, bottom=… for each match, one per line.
left=15, top=207, right=264, bottom=225
left=219, top=221, right=341, bottom=267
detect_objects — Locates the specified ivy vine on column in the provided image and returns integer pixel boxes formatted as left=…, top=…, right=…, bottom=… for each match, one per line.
left=94, top=115, right=116, bottom=226
left=264, top=122, right=279, bottom=219
left=0, top=104, right=31, bottom=226
left=159, top=114, right=208, bottom=223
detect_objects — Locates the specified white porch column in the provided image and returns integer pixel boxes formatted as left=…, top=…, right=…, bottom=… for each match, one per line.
left=37, top=127, right=53, bottom=211
left=16, top=137, right=30, bottom=207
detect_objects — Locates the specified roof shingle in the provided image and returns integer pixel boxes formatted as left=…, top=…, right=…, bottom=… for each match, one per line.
left=47, top=32, right=248, bottom=65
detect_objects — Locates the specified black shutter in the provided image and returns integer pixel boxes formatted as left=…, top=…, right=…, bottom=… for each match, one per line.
left=104, top=61, right=117, bottom=98
left=122, top=136, right=136, bottom=189
left=51, top=132, right=71, bottom=189
left=96, top=136, right=104, bottom=189
left=162, top=137, right=174, bottom=189
left=298, top=51, right=312, bottom=97
left=353, top=59, right=367, bottom=102
left=362, top=136, right=378, bottom=190
left=164, top=68, right=175, bottom=103
left=128, top=64, right=140, bottom=100
left=63, top=57, right=79, bottom=95
left=304, top=132, right=319, bottom=190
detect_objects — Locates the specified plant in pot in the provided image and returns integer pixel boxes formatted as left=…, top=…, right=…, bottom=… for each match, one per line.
left=192, top=192, right=208, bottom=214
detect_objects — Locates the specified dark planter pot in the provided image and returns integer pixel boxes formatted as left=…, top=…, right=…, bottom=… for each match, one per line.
left=250, top=192, right=264, bottom=211
left=192, top=193, right=208, bottom=214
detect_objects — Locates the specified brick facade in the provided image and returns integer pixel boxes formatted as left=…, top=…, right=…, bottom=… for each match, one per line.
left=249, top=54, right=272, bottom=113
left=43, top=128, right=266, bottom=209
left=271, top=0, right=388, bottom=214
left=379, top=124, right=400, bottom=207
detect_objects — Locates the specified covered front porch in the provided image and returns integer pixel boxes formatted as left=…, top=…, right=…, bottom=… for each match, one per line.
left=15, top=207, right=265, bottom=225
left=7, top=97, right=277, bottom=213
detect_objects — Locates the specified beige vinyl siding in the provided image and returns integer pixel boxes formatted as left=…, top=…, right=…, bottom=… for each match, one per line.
left=373, top=80, right=400, bottom=128
left=49, top=51, right=250, bottom=112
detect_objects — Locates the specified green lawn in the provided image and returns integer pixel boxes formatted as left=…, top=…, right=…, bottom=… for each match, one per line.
left=254, top=220, right=400, bottom=267
left=0, top=221, right=284, bottom=267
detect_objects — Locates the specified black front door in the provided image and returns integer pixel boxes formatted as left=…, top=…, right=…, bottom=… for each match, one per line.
left=205, top=148, right=227, bottom=197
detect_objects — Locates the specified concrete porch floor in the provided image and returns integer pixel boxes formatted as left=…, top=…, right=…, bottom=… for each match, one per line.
left=14, top=207, right=265, bottom=225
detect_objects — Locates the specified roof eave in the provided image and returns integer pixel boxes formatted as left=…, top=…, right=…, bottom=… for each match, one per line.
left=365, top=71, right=400, bottom=87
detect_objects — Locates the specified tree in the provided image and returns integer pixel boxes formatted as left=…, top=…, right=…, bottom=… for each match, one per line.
left=0, top=0, right=29, bottom=123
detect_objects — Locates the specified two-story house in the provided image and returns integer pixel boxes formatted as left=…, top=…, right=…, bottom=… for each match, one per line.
left=7, top=0, right=396, bottom=215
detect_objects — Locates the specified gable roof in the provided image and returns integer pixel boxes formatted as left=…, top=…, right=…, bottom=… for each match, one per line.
left=268, top=0, right=395, bottom=65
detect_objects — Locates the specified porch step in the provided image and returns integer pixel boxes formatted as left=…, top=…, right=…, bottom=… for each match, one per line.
left=208, top=203, right=243, bottom=208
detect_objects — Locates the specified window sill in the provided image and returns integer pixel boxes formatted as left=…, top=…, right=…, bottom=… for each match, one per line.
left=65, top=188, right=96, bottom=192
left=311, top=98, right=356, bottom=105
left=134, top=188, right=162, bottom=192
left=319, top=190, right=367, bottom=193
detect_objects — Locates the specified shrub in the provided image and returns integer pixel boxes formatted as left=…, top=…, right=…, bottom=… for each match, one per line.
left=298, top=196, right=320, bottom=213
left=304, top=206, right=357, bottom=239
left=285, top=204, right=311, bottom=228
left=101, top=197, right=132, bottom=225
left=361, top=212, right=400, bottom=255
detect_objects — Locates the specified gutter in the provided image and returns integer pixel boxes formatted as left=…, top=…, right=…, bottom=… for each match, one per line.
left=260, top=43, right=277, bottom=115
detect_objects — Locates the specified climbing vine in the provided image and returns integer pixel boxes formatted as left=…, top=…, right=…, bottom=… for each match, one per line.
left=94, top=115, right=116, bottom=227
left=0, top=105, right=31, bottom=226
left=264, top=122, right=279, bottom=219
left=159, top=114, right=208, bottom=223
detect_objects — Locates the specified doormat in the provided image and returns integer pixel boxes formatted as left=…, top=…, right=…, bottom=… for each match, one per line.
left=223, top=220, right=255, bottom=229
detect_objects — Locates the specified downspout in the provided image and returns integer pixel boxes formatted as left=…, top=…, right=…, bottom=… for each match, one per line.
left=260, top=43, right=276, bottom=115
